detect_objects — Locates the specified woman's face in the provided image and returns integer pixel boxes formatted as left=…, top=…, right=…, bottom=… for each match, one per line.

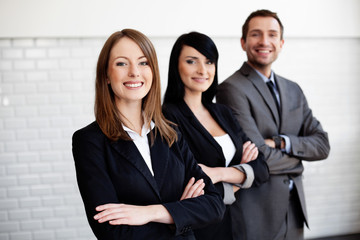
left=178, top=45, right=215, bottom=96
left=107, top=37, right=153, bottom=106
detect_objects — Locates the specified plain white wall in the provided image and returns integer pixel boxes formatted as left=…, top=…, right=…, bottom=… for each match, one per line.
left=1, top=1, right=360, bottom=240
left=1, top=0, right=359, bottom=38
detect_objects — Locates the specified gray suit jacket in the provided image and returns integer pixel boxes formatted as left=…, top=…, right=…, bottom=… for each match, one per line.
left=216, top=62, right=330, bottom=240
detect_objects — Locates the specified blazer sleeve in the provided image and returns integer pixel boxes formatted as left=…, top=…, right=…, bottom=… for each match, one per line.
left=163, top=130, right=225, bottom=236
left=225, top=105, right=270, bottom=187
left=285, top=85, right=330, bottom=161
left=217, top=75, right=330, bottom=176
left=218, top=79, right=303, bottom=175
left=163, top=104, right=227, bottom=199
left=72, top=125, right=144, bottom=240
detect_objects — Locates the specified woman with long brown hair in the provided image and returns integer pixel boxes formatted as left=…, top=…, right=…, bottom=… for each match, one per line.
left=72, top=29, right=225, bottom=239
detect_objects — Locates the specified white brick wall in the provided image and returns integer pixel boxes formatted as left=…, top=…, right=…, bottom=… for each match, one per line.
left=1, top=36, right=359, bottom=240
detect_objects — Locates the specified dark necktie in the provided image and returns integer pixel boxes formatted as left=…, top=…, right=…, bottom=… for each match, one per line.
left=266, top=81, right=280, bottom=115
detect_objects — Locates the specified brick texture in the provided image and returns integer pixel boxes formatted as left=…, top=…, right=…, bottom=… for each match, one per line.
left=0, top=36, right=359, bottom=239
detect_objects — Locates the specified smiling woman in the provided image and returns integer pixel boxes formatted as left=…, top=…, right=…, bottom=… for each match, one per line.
left=71, top=29, right=225, bottom=240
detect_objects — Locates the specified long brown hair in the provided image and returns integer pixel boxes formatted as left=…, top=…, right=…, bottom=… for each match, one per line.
left=95, top=29, right=177, bottom=146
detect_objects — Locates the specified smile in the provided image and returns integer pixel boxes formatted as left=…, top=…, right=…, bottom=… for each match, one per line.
left=257, top=49, right=271, bottom=53
left=124, top=82, right=143, bottom=88
left=192, top=78, right=208, bottom=83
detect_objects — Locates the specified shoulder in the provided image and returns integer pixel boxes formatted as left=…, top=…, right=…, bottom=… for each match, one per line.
left=207, top=102, right=238, bottom=127
left=162, top=103, right=181, bottom=116
left=72, top=121, right=105, bottom=143
left=276, top=74, right=303, bottom=93
left=208, top=102, right=233, bottom=115
left=162, top=102, right=189, bottom=124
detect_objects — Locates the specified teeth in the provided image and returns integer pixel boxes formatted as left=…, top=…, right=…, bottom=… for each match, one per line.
left=258, top=50, right=270, bottom=53
left=125, top=83, right=142, bottom=88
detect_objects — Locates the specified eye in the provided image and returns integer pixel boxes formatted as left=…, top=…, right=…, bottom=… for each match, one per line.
left=186, top=59, right=196, bottom=64
left=116, top=62, right=126, bottom=66
left=139, top=61, right=149, bottom=66
left=206, top=60, right=214, bottom=65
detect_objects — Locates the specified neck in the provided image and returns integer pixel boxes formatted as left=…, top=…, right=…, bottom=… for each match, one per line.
left=247, top=61, right=272, bottom=78
left=183, top=91, right=204, bottom=113
left=116, top=100, right=143, bottom=135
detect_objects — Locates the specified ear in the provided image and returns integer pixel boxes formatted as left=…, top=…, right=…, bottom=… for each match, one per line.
left=279, top=39, right=285, bottom=50
left=240, top=38, right=246, bottom=51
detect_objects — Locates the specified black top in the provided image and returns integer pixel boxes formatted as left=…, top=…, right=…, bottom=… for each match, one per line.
left=163, top=101, right=269, bottom=239
left=72, top=121, right=225, bottom=240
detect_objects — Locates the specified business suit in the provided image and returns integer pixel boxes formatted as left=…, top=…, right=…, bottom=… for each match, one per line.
left=163, top=101, right=269, bottom=239
left=216, top=62, right=330, bottom=240
left=72, top=121, right=225, bottom=240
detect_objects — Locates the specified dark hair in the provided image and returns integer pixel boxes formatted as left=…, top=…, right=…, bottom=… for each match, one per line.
left=95, top=29, right=177, bottom=145
left=163, top=31, right=219, bottom=104
left=242, top=9, right=284, bottom=41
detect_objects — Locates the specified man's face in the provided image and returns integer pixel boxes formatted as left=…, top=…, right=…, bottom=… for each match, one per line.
left=241, top=16, right=284, bottom=72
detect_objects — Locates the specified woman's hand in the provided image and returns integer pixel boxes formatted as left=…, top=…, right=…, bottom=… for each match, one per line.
left=180, top=177, right=205, bottom=200
left=241, top=141, right=258, bottom=164
left=94, top=203, right=173, bottom=225
left=198, top=164, right=221, bottom=184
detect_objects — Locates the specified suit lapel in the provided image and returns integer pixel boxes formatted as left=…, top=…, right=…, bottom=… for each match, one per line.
left=241, top=63, right=281, bottom=127
left=148, top=131, right=169, bottom=192
left=276, top=75, right=287, bottom=132
left=110, top=139, right=161, bottom=200
left=209, top=105, right=243, bottom=166
left=180, top=101, right=226, bottom=166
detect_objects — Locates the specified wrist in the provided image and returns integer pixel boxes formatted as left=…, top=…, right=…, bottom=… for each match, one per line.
left=272, top=136, right=283, bottom=149
left=151, top=205, right=173, bottom=224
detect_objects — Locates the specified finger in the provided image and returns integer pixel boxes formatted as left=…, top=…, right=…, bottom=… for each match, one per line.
left=191, top=182, right=205, bottom=198
left=96, top=203, right=121, bottom=211
left=109, top=218, right=127, bottom=225
left=95, top=204, right=127, bottom=220
left=242, top=141, right=251, bottom=152
left=180, top=177, right=195, bottom=200
left=243, top=143, right=256, bottom=158
left=185, top=179, right=204, bottom=199
left=250, top=147, right=259, bottom=160
left=97, top=211, right=124, bottom=223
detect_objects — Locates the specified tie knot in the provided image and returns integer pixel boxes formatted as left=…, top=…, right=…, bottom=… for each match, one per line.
left=267, top=80, right=274, bottom=87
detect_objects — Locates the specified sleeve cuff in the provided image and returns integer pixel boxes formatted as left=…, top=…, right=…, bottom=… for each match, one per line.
left=280, top=134, right=291, bottom=153
left=232, top=164, right=254, bottom=189
left=222, top=182, right=236, bottom=205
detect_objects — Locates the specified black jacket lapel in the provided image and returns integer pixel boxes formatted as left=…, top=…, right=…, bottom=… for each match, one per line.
left=110, top=139, right=161, bottom=200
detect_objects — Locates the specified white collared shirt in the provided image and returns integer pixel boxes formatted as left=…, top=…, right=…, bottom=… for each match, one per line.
left=122, top=121, right=155, bottom=176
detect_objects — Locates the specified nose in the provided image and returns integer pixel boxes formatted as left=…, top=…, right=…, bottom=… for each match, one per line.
left=196, top=62, right=206, bottom=75
left=259, top=35, right=269, bottom=45
left=128, top=64, right=140, bottom=77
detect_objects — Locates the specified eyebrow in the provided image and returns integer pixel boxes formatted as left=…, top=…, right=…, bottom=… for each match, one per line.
left=249, top=29, right=279, bottom=33
left=114, top=56, right=147, bottom=60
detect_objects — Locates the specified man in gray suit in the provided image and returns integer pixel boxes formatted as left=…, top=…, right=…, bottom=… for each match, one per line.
left=217, top=9, right=330, bottom=240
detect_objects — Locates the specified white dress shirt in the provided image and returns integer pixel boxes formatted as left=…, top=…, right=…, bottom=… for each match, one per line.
left=123, top=120, right=155, bottom=176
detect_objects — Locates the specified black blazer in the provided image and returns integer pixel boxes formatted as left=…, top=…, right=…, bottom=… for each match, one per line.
left=72, top=121, right=225, bottom=240
left=162, top=101, right=269, bottom=239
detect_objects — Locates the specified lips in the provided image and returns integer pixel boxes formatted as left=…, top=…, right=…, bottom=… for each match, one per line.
left=192, top=78, right=208, bottom=83
left=258, top=50, right=271, bottom=53
left=123, top=82, right=143, bottom=88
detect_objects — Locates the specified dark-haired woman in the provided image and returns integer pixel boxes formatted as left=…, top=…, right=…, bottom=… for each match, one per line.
left=72, top=29, right=225, bottom=240
left=162, top=32, right=269, bottom=239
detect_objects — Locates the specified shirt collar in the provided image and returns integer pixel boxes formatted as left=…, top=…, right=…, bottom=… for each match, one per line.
left=122, top=118, right=155, bottom=137
left=253, top=68, right=275, bottom=85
